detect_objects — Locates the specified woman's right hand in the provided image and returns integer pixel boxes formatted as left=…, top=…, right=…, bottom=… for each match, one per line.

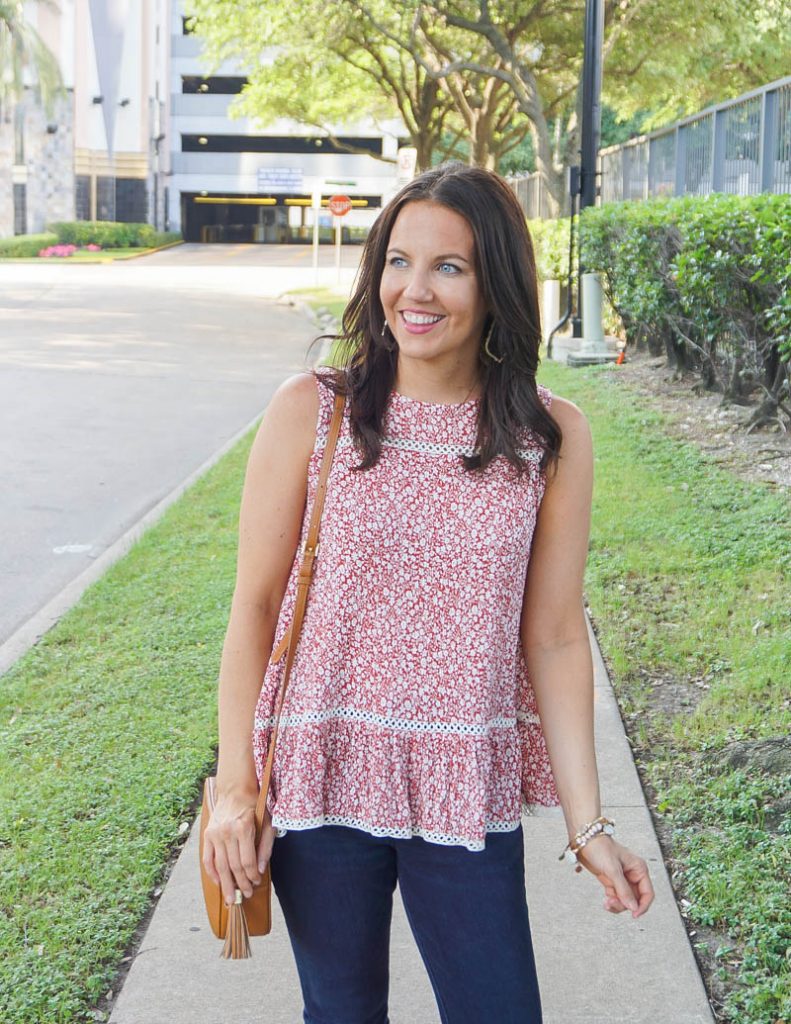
left=202, top=788, right=277, bottom=905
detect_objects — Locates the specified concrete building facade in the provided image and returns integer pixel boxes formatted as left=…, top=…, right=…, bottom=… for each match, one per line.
left=0, top=0, right=169, bottom=237
left=1, top=0, right=405, bottom=241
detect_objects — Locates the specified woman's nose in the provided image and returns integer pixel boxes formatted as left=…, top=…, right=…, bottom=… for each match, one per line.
left=402, top=268, right=433, bottom=301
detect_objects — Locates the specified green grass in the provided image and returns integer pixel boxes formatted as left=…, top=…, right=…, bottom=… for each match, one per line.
left=0, top=436, right=251, bottom=1022
left=537, top=358, right=791, bottom=1024
left=1, top=329, right=789, bottom=1022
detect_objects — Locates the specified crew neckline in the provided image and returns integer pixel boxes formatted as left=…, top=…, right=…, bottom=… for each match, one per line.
left=390, top=389, right=481, bottom=408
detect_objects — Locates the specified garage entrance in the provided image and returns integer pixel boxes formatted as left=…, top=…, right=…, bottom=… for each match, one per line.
left=181, top=193, right=380, bottom=243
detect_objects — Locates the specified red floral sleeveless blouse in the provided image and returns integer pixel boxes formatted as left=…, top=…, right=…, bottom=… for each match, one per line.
left=253, top=370, right=562, bottom=852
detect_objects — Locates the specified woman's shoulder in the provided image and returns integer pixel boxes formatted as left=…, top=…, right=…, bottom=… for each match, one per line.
left=268, top=371, right=321, bottom=430
left=537, top=384, right=589, bottom=433
left=539, top=391, right=593, bottom=486
left=269, top=368, right=350, bottom=447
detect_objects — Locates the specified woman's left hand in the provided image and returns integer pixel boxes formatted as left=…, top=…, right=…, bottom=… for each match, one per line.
left=573, top=836, right=655, bottom=918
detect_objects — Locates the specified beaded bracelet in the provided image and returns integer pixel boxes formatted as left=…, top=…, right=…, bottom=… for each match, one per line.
left=558, top=815, right=615, bottom=873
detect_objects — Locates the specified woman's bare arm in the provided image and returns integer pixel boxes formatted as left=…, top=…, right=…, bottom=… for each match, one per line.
left=204, top=371, right=319, bottom=903
left=521, top=396, right=654, bottom=917
left=520, top=396, right=598, bottom=841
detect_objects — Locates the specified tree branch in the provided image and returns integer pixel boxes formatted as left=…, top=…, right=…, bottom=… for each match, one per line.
left=307, top=122, right=397, bottom=163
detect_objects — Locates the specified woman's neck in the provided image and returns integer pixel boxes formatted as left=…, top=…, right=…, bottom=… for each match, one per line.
left=393, top=359, right=482, bottom=405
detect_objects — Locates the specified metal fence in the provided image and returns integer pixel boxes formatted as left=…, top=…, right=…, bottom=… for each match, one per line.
left=508, top=76, right=791, bottom=218
left=599, top=76, right=791, bottom=204
left=507, top=172, right=561, bottom=220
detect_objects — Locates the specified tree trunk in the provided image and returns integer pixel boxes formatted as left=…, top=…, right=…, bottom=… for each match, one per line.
left=529, top=122, right=566, bottom=218
left=469, top=112, right=497, bottom=169
left=414, top=134, right=434, bottom=173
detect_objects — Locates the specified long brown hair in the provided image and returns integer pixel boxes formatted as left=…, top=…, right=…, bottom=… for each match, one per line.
left=319, top=161, right=562, bottom=477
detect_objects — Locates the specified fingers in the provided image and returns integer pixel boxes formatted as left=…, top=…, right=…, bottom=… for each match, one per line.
left=609, top=864, right=655, bottom=918
left=201, top=835, right=221, bottom=888
left=211, top=839, right=239, bottom=907
left=227, top=835, right=259, bottom=900
left=588, top=844, right=655, bottom=918
left=630, top=863, right=656, bottom=915
left=204, top=810, right=262, bottom=905
left=602, top=882, right=627, bottom=915
left=201, top=834, right=239, bottom=907
left=602, top=886, right=623, bottom=913
left=614, top=875, right=639, bottom=915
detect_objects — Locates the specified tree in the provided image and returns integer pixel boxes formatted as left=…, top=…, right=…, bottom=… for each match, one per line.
left=189, top=0, right=585, bottom=208
left=350, top=0, right=585, bottom=212
left=0, top=0, right=62, bottom=109
left=187, top=0, right=537, bottom=172
left=354, top=0, right=791, bottom=212
left=601, top=0, right=791, bottom=129
left=188, top=0, right=791, bottom=213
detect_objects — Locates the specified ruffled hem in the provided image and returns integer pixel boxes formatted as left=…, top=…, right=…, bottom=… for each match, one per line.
left=271, top=802, right=564, bottom=851
left=518, top=718, right=561, bottom=807
left=270, top=813, right=523, bottom=853
left=253, top=713, right=559, bottom=851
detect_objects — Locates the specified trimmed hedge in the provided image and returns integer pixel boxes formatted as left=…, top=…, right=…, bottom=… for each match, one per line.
left=0, top=233, right=58, bottom=258
left=47, top=222, right=181, bottom=249
left=527, top=216, right=575, bottom=283
left=0, top=224, right=181, bottom=257
left=579, top=194, right=791, bottom=427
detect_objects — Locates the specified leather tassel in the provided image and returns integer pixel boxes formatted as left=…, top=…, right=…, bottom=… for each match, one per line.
left=220, top=890, right=252, bottom=960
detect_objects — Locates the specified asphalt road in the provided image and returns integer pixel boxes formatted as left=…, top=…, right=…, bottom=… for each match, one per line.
left=0, top=244, right=359, bottom=652
left=142, top=241, right=365, bottom=268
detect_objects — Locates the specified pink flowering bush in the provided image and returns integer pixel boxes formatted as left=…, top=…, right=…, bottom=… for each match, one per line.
left=38, top=244, right=78, bottom=258
left=37, top=243, right=103, bottom=258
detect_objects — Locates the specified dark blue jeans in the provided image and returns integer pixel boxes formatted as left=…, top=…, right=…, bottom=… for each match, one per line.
left=269, top=823, right=543, bottom=1024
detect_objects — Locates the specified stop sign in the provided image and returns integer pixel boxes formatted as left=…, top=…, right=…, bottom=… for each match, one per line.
left=328, top=194, right=352, bottom=216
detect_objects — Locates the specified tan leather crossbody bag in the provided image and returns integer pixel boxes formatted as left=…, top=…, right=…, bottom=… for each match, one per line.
left=199, top=389, right=346, bottom=958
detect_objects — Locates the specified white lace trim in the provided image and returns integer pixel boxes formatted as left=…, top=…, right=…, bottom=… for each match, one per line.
left=316, top=433, right=542, bottom=463
left=255, top=707, right=538, bottom=733
left=516, top=710, right=542, bottom=725
left=270, top=813, right=522, bottom=851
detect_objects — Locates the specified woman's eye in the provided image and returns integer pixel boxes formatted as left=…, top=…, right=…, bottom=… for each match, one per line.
left=388, top=256, right=407, bottom=268
left=438, top=262, right=461, bottom=274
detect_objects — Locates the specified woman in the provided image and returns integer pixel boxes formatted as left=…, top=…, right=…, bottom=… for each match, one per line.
left=202, top=162, right=655, bottom=1023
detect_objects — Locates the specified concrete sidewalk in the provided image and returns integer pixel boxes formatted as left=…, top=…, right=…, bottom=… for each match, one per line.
left=109, top=611, right=714, bottom=1024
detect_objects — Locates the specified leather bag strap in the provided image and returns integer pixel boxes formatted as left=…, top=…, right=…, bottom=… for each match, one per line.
left=253, top=388, right=346, bottom=840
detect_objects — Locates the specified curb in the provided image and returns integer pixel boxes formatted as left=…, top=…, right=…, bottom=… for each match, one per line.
left=117, top=239, right=184, bottom=260
left=279, top=292, right=341, bottom=366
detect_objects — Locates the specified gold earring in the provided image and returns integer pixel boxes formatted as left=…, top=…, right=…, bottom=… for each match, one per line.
left=484, top=322, right=504, bottom=364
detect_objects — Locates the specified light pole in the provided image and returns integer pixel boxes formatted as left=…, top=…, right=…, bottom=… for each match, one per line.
left=571, top=0, right=603, bottom=340
left=579, top=0, right=603, bottom=214
left=566, top=0, right=618, bottom=366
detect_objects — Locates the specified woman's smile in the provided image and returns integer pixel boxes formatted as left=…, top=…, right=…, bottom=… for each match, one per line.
left=399, top=309, right=447, bottom=334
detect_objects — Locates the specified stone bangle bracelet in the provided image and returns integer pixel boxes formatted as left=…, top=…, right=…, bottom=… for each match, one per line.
left=558, top=816, right=616, bottom=872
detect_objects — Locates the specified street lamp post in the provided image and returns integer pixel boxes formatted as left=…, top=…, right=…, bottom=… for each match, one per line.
left=579, top=0, right=603, bottom=215
left=566, top=0, right=618, bottom=366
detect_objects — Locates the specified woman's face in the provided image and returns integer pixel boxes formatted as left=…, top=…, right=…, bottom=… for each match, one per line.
left=379, top=200, right=488, bottom=372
